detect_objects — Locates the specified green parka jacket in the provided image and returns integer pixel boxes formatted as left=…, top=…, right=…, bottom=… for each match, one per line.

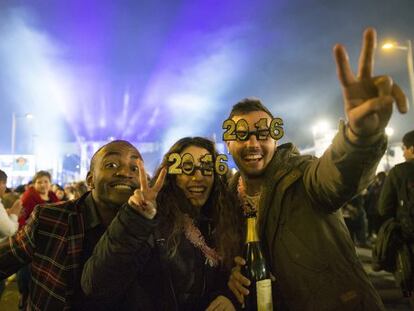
left=230, top=122, right=386, bottom=311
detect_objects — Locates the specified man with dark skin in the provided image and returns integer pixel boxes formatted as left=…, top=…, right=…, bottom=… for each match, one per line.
left=226, top=28, right=408, bottom=310
left=0, top=140, right=143, bottom=310
left=87, top=141, right=142, bottom=226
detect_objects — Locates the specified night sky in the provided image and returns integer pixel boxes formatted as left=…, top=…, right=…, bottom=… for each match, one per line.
left=0, top=0, right=413, bottom=157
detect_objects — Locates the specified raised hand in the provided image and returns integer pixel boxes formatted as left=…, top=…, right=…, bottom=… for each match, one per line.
left=334, top=28, right=408, bottom=141
left=128, top=161, right=167, bottom=219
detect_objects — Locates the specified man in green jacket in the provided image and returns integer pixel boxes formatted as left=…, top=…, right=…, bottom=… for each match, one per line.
left=227, top=28, right=408, bottom=310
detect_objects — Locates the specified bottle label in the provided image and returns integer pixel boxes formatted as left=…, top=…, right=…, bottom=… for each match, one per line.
left=256, top=279, right=273, bottom=311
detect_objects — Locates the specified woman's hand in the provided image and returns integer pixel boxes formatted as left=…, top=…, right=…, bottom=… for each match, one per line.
left=128, top=161, right=166, bottom=219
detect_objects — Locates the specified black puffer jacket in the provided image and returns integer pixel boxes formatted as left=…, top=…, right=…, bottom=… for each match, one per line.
left=378, top=159, right=414, bottom=237
left=81, top=204, right=227, bottom=311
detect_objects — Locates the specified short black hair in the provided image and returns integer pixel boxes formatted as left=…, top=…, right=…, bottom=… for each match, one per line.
left=228, top=97, right=274, bottom=119
left=89, top=140, right=142, bottom=172
left=0, top=169, right=7, bottom=182
left=14, top=184, right=26, bottom=194
left=402, top=130, right=414, bottom=149
left=33, top=171, right=52, bottom=183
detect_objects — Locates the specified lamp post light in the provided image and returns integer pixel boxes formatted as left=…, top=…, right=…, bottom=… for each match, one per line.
left=382, top=40, right=414, bottom=109
left=11, top=113, right=34, bottom=155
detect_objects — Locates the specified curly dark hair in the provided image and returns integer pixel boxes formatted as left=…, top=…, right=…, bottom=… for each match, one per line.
left=152, top=137, right=243, bottom=269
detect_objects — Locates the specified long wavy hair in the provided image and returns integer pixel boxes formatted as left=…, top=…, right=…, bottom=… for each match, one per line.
left=152, top=137, right=243, bottom=269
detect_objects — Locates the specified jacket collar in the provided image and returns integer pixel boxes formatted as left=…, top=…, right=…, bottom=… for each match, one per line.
left=65, top=192, right=89, bottom=299
left=230, top=142, right=310, bottom=256
left=83, top=192, right=102, bottom=231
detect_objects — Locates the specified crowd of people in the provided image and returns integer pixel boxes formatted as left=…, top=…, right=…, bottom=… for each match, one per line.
left=0, top=170, right=90, bottom=309
left=341, top=171, right=386, bottom=248
left=0, top=27, right=412, bottom=311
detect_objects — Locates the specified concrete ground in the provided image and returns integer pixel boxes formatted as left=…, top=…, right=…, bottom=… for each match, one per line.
left=356, top=246, right=413, bottom=310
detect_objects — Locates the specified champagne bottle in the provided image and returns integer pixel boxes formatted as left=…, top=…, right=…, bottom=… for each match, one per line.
left=241, top=212, right=273, bottom=311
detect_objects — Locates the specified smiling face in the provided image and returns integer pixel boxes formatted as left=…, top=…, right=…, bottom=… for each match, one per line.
left=175, top=145, right=214, bottom=208
left=226, top=110, right=277, bottom=178
left=87, top=141, right=141, bottom=210
left=34, top=176, right=51, bottom=195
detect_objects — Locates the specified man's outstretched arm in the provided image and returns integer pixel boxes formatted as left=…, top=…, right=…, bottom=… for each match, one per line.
left=303, top=28, right=407, bottom=211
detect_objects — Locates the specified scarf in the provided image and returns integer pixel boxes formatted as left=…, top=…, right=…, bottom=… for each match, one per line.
left=182, top=214, right=221, bottom=267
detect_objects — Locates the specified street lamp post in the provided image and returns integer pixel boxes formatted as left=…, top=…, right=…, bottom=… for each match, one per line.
left=11, top=112, right=16, bottom=155
left=382, top=40, right=414, bottom=108
left=11, top=113, right=34, bottom=155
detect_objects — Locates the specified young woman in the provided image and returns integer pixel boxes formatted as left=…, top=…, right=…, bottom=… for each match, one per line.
left=82, top=137, right=242, bottom=310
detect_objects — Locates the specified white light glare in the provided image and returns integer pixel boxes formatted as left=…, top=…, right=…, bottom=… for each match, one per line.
left=385, top=127, right=394, bottom=137
left=382, top=43, right=394, bottom=50
left=312, top=121, right=330, bottom=136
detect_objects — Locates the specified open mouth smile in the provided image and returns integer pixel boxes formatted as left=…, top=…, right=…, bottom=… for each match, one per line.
left=243, top=154, right=263, bottom=163
left=187, top=185, right=207, bottom=195
left=109, top=183, right=136, bottom=191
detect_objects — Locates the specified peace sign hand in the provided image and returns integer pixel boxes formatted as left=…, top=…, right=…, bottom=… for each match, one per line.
left=334, top=28, right=408, bottom=141
left=128, top=161, right=167, bottom=219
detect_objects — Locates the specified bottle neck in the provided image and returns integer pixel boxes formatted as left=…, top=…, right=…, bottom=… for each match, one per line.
left=245, top=216, right=259, bottom=243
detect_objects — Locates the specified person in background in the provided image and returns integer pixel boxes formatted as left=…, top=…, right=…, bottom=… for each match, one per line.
left=14, top=184, right=27, bottom=196
left=2, top=192, right=22, bottom=210
left=19, top=171, right=59, bottom=227
left=64, top=183, right=78, bottom=200
left=378, top=131, right=414, bottom=220
left=378, top=130, right=414, bottom=299
left=52, top=184, right=68, bottom=201
left=342, top=193, right=369, bottom=247
left=0, top=169, right=22, bottom=298
left=0, top=170, right=22, bottom=240
left=75, top=181, right=89, bottom=198
left=16, top=170, right=60, bottom=310
left=365, top=171, right=386, bottom=241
